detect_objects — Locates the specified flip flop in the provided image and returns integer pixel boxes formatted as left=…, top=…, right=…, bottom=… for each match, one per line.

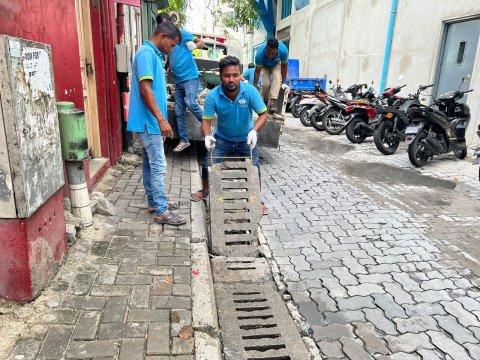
left=173, top=142, right=191, bottom=152
left=154, top=212, right=186, bottom=226
left=261, top=202, right=269, bottom=216
left=191, top=190, right=209, bottom=202
left=148, top=202, right=178, bottom=213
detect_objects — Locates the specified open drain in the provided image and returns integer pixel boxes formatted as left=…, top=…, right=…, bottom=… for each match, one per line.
left=209, top=160, right=262, bottom=256
left=215, top=282, right=311, bottom=360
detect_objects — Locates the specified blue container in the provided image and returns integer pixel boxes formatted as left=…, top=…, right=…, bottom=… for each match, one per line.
left=289, top=77, right=327, bottom=91
left=287, top=59, right=300, bottom=79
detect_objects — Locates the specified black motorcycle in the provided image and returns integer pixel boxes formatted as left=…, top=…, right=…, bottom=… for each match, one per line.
left=373, top=84, right=434, bottom=155
left=406, top=84, right=473, bottom=167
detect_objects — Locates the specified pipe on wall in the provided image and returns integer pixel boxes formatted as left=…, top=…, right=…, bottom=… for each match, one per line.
left=379, top=0, right=398, bottom=93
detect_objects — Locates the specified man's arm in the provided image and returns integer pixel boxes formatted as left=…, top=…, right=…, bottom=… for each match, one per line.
left=193, top=38, right=205, bottom=49
left=253, top=111, right=268, bottom=132
left=201, top=119, right=212, bottom=137
left=140, top=79, right=173, bottom=138
left=281, top=61, right=288, bottom=84
left=253, top=66, right=262, bottom=87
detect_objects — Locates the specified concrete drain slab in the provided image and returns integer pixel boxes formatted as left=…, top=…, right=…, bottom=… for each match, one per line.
left=209, top=160, right=261, bottom=257
left=215, top=283, right=311, bottom=360
left=212, top=257, right=272, bottom=283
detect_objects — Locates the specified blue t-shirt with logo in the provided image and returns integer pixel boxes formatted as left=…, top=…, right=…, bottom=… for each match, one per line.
left=169, top=29, right=200, bottom=83
left=203, top=82, right=267, bottom=142
left=242, top=68, right=255, bottom=85
left=127, top=41, right=167, bottom=134
left=255, top=41, right=289, bottom=68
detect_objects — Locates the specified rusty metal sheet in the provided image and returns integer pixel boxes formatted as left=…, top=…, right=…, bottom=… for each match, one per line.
left=0, top=36, right=64, bottom=218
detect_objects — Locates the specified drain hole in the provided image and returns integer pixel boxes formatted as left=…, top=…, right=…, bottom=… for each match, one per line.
left=247, top=356, right=291, bottom=360
left=245, top=344, right=286, bottom=352
left=222, top=198, right=248, bottom=203
left=236, top=306, right=271, bottom=312
left=224, top=219, right=251, bottom=224
left=225, top=230, right=250, bottom=235
left=224, top=208, right=250, bottom=213
left=226, top=241, right=252, bottom=246
left=243, top=334, right=281, bottom=340
left=222, top=178, right=247, bottom=182
left=227, top=266, right=257, bottom=270
left=239, top=323, right=277, bottom=330
left=238, top=315, right=274, bottom=320
left=221, top=168, right=247, bottom=172
left=233, top=292, right=261, bottom=295
left=226, top=260, right=254, bottom=264
left=234, top=298, right=267, bottom=303
left=222, top=188, right=248, bottom=192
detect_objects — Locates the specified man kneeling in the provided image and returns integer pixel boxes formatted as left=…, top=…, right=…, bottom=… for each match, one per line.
left=191, top=56, right=269, bottom=215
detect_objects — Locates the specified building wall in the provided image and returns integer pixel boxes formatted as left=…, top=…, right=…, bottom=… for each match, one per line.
left=0, top=0, right=84, bottom=107
left=271, top=0, right=480, bottom=145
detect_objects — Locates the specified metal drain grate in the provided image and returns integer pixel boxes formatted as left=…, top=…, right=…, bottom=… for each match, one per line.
left=212, top=257, right=272, bottom=284
left=215, top=283, right=311, bottom=360
left=209, top=160, right=261, bottom=257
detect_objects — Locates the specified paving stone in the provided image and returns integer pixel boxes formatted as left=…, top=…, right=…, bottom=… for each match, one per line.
left=332, top=267, right=358, bottom=286
left=120, top=338, right=145, bottom=360
left=310, top=288, right=338, bottom=312
left=403, top=303, right=446, bottom=317
left=151, top=296, right=191, bottom=309
left=416, top=349, right=444, bottom=360
left=343, top=258, right=368, bottom=275
left=367, top=264, right=401, bottom=274
left=62, top=295, right=107, bottom=310
left=373, top=294, right=407, bottom=319
left=358, top=274, right=393, bottom=284
left=411, top=290, right=452, bottom=303
left=338, top=296, right=376, bottom=311
left=384, top=332, right=434, bottom=353
left=457, top=296, right=480, bottom=312
left=6, top=338, right=42, bottom=360
left=381, top=352, right=421, bottom=360
left=420, top=279, right=457, bottom=291
left=322, top=277, right=348, bottom=298
left=325, top=310, right=365, bottom=325
left=347, top=284, right=385, bottom=297
left=69, top=272, right=97, bottom=296
left=354, top=322, right=389, bottom=355
left=427, top=330, right=472, bottom=360
left=391, top=273, right=422, bottom=292
left=299, top=269, right=333, bottom=280
left=317, top=341, right=344, bottom=358
left=364, top=308, right=397, bottom=335
left=394, top=316, right=438, bottom=333
left=298, top=301, right=327, bottom=327
left=383, top=282, right=415, bottom=305
left=73, top=311, right=101, bottom=340
left=91, top=285, right=131, bottom=297
left=434, top=315, right=478, bottom=344
left=128, top=309, right=169, bottom=322
left=40, top=309, right=78, bottom=325
left=37, top=325, right=73, bottom=359
left=171, top=337, right=194, bottom=355
left=340, top=338, right=372, bottom=360
left=311, top=324, right=355, bottom=341
left=66, top=340, right=119, bottom=358
left=442, top=300, right=480, bottom=327
left=98, top=322, right=148, bottom=339
left=130, top=285, right=151, bottom=309
left=465, top=343, right=480, bottom=359
left=103, top=296, right=128, bottom=323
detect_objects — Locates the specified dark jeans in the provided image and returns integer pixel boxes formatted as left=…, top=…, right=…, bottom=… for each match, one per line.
left=174, top=78, right=203, bottom=143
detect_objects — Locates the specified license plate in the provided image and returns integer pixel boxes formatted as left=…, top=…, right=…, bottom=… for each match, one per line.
left=405, top=135, right=416, bottom=145
left=405, top=124, right=422, bottom=135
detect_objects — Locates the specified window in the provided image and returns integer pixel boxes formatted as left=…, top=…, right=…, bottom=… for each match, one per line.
left=457, top=41, right=466, bottom=64
left=281, top=0, right=292, bottom=19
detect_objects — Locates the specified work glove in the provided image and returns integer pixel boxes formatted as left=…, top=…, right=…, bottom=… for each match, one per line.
left=281, top=83, right=289, bottom=90
left=186, top=41, right=197, bottom=52
left=204, top=135, right=216, bottom=151
left=247, top=130, right=257, bottom=149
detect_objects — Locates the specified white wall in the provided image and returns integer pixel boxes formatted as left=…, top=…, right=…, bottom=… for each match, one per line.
left=261, top=0, right=480, bottom=145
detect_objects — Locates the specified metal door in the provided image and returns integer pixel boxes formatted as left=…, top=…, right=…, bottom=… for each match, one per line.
left=436, top=19, right=480, bottom=102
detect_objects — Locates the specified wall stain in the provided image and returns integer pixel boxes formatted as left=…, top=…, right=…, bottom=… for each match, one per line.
left=0, top=168, right=12, bottom=202
left=400, top=55, right=412, bottom=74
left=361, top=57, right=370, bottom=72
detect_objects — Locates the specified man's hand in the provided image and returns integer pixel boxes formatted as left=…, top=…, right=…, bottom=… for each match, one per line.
left=247, top=130, right=257, bottom=149
left=159, top=120, right=173, bottom=138
left=204, top=135, right=216, bottom=150
left=186, top=41, right=197, bottom=52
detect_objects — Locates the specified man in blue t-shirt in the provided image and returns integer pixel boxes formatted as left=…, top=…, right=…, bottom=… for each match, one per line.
left=253, top=39, right=289, bottom=113
left=190, top=56, right=269, bottom=215
left=158, top=14, right=205, bottom=153
left=127, top=21, right=186, bottom=226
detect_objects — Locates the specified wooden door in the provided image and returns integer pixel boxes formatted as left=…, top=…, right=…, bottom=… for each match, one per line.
left=75, top=0, right=101, bottom=157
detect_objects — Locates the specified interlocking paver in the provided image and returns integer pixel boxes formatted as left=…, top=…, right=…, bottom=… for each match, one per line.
left=353, top=322, right=390, bottom=355
left=364, top=308, right=397, bottom=335
left=427, top=330, right=472, bottom=360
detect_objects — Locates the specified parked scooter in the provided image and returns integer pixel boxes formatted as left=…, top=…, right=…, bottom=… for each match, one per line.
left=297, top=84, right=327, bottom=126
left=473, top=124, right=480, bottom=181
left=373, top=84, right=434, bottom=155
left=290, top=81, right=324, bottom=118
left=405, top=77, right=473, bottom=167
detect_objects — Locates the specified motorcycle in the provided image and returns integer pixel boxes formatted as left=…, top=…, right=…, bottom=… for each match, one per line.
left=289, top=81, right=324, bottom=118
left=345, top=85, right=403, bottom=144
left=473, top=124, right=480, bottom=181
left=297, top=85, right=327, bottom=127
left=373, top=84, right=434, bottom=155
left=405, top=77, right=473, bottom=167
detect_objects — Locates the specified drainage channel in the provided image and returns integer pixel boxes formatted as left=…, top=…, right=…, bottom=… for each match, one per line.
left=208, top=160, right=312, bottom=360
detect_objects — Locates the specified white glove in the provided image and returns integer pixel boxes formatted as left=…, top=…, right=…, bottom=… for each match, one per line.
left=281, top=83, right=289, bottom=90
left=247, top=130, right=257, bottom=149
left=204, top=135, right=216, bottom=150
left=186, top=41, right=197, bottom=51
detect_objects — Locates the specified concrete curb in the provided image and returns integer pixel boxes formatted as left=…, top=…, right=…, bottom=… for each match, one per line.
left=190, top=154, right=222, bottom=360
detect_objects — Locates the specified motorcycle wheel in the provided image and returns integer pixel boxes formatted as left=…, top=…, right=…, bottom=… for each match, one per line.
left=373, top=119, right=400, bottom=155
left=454, top=148, right=468, bottom=159
left=346, top=117, right=368, bottom=144
left=322, top=109, right=345, bottom=135
left=408, top=131, right=429, bottom=167
left=311, top=112, right=325, bottom=131
left=291, top=103, right=301, bottom=118
left=299, top=107, right=312, bottom=127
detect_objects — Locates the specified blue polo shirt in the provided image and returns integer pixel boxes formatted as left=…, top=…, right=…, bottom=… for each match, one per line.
left=255, top=41, right=289, bottom=68
left=242, top=68, right=254, bottom=85
left=169, top=29, right=200, bottom=83
left=203, top=82, right=267, bottom=142
left=127, top=41, right=167, bottom=134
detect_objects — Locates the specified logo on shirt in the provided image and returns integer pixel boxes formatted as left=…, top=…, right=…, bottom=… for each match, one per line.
left=238, top=98, right=247, bottom=107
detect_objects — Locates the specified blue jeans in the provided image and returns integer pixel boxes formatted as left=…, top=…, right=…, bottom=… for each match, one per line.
left=202, top=137, right=260, bottom=182
left=137, top=132, right=168, bottom=215
left=175, top=78, right=203, bottom=143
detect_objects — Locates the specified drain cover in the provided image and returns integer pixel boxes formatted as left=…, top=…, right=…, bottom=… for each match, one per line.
left=212, top=257, right=271, bottom=283
left=209, top=160, right=261, bottom=257
left=215, top=283, right=311, bottom=360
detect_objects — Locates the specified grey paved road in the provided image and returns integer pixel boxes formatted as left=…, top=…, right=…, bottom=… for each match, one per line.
left=259, top=117, right=480, bottom=359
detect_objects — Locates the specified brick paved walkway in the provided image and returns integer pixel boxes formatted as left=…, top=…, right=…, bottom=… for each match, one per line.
left=6, top=147, right=196, bottom=360
left=259, top=120, right=480, bottom=359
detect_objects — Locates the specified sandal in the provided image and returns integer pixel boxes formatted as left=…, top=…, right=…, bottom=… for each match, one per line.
left=191, top=190, right=209, bottom=202
left=261, top=202, right=269, bottom=216
left=154, top=212, right=186, bottom=226
left=148, top=202, right=178, bottom=213
left=173, top=142, right=191, bottom=152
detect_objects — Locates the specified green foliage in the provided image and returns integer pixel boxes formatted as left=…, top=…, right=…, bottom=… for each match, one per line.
left=158, top=0, right=191, bottom=27
left=220, top=0, right=260, bottom=32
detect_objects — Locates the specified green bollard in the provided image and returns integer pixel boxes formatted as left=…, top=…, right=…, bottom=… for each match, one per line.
left=57, top=101, right=89, bottom=161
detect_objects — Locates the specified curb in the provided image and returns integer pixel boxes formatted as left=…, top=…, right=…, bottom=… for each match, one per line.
left=190, top=154, right=222, bottom=360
